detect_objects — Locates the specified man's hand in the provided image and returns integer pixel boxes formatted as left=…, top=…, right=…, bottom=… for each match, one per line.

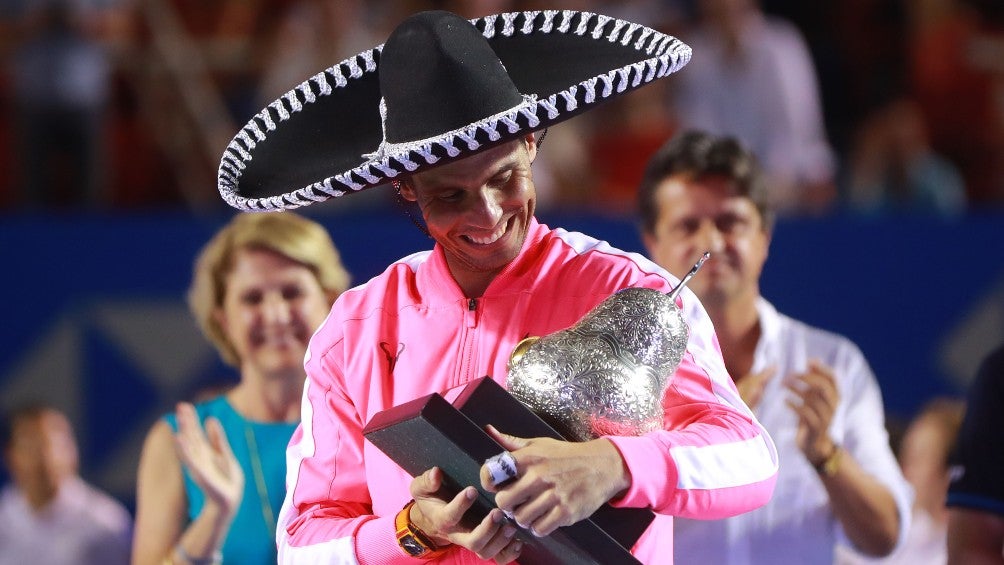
left=479, top=425, right=630, bottom=537
left=409, top=468, right=522, bottom=563
left=784, top=359, right=840, bottom=466
left=735, top=366, right=776, bottom=409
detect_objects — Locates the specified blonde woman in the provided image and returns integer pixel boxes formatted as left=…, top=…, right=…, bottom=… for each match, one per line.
left=133, top=212, right=349, bottom=565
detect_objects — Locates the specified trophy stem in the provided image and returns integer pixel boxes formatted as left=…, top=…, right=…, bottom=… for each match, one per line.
left=668, top=252, right=711, bottom=301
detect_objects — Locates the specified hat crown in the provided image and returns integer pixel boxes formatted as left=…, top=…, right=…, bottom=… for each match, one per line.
left=218, top=10, right=693, bottom=211
left=380, top=11, right=523, bottom=144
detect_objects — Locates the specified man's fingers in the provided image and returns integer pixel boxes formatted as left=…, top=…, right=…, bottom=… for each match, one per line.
left=410, top=467, right=444, bottom=498
left=752, top=365, right=777, bottom=383
left=736, top=366, right=776, bottom=408
left=406, top=483, right=477, bottom=546
left=482, top=451, right=518, bottom=491
left=783, top=380, right=809, bottom=404
left=481, top=427, right=529, bottom=492
left=441, top=486, right=479, bottom=527
left=465, top=509, right=516, bottom=559
left=485, top=425, right=530, bottom=451
left=804, top=361, right=839, bottom=399
left=801, top=369, right=837, bottom=397
left=492, top=481, right=533, bottom=519
left=807, top=358, right=835, bottom=380
left=529, top=504, right=570, bottom=537
left=787, top=371, right=838, bottom=417
left=785, top=397, right=829, bottom=448
left=513, top=495, right=562, bottom=536
left=493, top=538, right=523, bottom=564
left=803, top=383, right=837, bottom=413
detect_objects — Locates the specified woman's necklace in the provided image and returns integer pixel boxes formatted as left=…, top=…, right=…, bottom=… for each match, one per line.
left=244, top=425, right=277, bottom=536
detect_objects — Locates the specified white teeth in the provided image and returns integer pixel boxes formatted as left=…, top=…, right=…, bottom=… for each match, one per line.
left=261, top=331, right=299, bottom=346
left=468, top=224, right=506, bottom=245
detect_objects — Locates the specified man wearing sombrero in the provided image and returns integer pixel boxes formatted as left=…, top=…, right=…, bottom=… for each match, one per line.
left=217, top=10, right=778, bottom=564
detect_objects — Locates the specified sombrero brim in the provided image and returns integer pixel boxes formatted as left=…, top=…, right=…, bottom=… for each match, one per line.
left=218, top=10, right=692, bottom=211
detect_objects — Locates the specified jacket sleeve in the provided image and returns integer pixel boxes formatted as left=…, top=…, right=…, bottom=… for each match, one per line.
left=605, top=286, right=779, bottom=519
left=276, top=316, right=419, bottom=565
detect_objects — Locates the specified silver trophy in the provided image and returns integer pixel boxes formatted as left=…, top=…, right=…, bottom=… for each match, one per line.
left=507, top=253, right=710, bottom=441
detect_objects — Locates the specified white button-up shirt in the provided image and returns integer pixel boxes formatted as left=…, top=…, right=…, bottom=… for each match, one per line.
left=674, top=298, right=913, bottom=564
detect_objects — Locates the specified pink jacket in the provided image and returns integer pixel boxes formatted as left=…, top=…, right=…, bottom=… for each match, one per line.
left=278, top=219, right=778, bottom=564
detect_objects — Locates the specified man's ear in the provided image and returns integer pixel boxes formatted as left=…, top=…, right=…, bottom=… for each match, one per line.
left=641, top=230, right=657, bottom=258
left=396, top=179, right=417, bottom=202
left=525, top=133, right=538, bottom=163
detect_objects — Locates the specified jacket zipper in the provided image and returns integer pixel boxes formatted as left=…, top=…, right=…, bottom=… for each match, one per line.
left=458, top=297, right=479, bottom=385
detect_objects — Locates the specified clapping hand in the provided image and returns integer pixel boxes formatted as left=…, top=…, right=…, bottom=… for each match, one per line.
left=173, top=402, right=244, bottom=517
left=784, top=360, right=839, bottom=466
left=735, top=366, right=777, bottom=409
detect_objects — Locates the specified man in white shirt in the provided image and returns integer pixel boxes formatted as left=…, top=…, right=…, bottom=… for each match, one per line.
left=637, top=130, right=913, bottom=564
left=0, top=404, right=132, bottom=564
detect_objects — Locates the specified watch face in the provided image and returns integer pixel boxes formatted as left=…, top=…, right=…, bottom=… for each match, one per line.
left=401, top=534, right=426, bottom=557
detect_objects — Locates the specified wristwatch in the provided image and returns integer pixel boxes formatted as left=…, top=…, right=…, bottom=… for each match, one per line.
left=395, top=500, right=450, bottom=559
left=814, top=444, right=843, bottom=477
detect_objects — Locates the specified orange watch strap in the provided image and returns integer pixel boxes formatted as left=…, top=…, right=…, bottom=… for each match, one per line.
left=395, top=500, right=451, bottom=559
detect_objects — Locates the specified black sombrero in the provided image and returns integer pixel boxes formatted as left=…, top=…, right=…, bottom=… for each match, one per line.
left=217, top=10, right=692, bottom=211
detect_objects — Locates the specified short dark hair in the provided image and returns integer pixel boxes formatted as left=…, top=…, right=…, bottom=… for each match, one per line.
left=637, top=130, right=773, bottom=234
left=1, top=403, right=55, bottom=451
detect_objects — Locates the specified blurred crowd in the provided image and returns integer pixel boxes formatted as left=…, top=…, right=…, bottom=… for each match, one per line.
left=2, top=3, right=1004, bottom=563
left=1, top=0, right=1003, bottom=215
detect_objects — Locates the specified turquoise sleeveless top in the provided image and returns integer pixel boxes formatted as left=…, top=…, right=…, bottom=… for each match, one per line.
left=164, top=396, right=297, bottom=565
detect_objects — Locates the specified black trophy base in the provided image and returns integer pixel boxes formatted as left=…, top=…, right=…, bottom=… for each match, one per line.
left=363, top=377, right=653, bottom=565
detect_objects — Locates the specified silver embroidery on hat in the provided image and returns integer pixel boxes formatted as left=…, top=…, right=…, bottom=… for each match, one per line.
left=362, top=94, right=539, bottom=163
left=520, top=12, right=538, bottom=34
left=218, top=11, right=692, bottom=212
left=557, top=10, right=573, bottom=33
left=592, top=15, right=611, bottom=39
left=501, top=12, right=517, bottom=36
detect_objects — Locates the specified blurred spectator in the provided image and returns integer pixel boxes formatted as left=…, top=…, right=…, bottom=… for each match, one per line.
left=508, top=0, right=681, bottom=213
left=945, top=341, right=1004, bottom=563
left=845, top=96, right=967, bottom=217
left=908, top=0, right=1004, bottom=208
left=669, top=0, right=837, bottom=215
left=0, top=403, right=132, bottom=564
left=132, top=212, right=350, bottom=565
left=762, top=0, right=908, bottom=156
left=4, top=0, right=1001, bottom=215
left=4, top=0, right=121, bottom=209
left=638, top=130, right=912, bottom=563
left=837, top=397, right=965, bottom=564
left=586, top=78, right=676, bottom=215
left=255, top=0, right=380, bottom=108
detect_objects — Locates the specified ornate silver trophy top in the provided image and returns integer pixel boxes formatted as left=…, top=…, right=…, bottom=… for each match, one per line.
left=507, top=253, right=710, bottom=441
